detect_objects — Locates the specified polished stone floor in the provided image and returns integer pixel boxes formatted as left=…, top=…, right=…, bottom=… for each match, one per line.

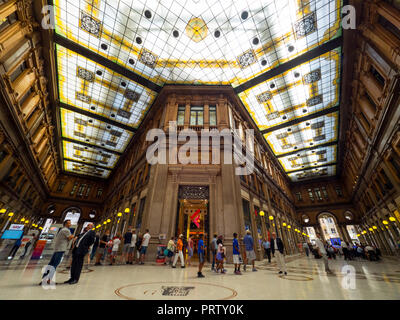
left=0, top=254, right=399, bottom=300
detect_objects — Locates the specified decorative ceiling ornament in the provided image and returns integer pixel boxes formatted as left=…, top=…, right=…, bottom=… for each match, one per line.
left=185, top=17, right=208, bottom=42
left=237, top=49, right=257, bottom=69
left=256, top=91, right=273, bottom=104
left=139, top=48, right=158, bottom=69
left=306, top=94, right=323, bottom=107
left=294, top=12, right=317, bottom=38
left=79, top=11, right=102, bottom=38
left=76, top=92, right=91, bottom=104
left=124, top=89, right=141, bottom=102
left=303, top=69, right=321, bottom=84
left=77, top=67, right=95, bottom=82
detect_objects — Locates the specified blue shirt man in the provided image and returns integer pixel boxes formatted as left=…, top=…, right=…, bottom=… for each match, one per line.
left=233, top=237, right=240, bottom=254
left=243, top=234, right=254, bottom=251
left=262, top=240, right=270, bottom=249
left=198, top=239, right=204, bottom=255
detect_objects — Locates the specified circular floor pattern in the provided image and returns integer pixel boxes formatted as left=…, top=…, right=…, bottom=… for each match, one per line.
left=278, top=274, right=314, bottom=281
left=59, top=268, right=94, bottom=274
left=115, top=281, right=237, bottom=300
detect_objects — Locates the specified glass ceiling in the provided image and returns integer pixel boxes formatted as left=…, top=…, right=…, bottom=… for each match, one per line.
left=52, top=0, right=343, bottom=181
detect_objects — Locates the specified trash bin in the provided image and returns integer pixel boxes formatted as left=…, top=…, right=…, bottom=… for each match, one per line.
left=156, top=244, right=166, bottom=264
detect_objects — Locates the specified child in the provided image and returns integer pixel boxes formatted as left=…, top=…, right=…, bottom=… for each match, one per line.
left=110, top=234, right=121, bottom=265
left=216, top=237, right=226, bottom=274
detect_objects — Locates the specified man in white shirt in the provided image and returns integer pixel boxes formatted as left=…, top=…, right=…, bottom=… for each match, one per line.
left=315, top=233, right=333, bottom=274
left=139, top=229, right=151, bottom=264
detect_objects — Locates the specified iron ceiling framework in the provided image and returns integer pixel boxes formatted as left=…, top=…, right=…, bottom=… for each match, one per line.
left=51, top=0, right=344, bottom=182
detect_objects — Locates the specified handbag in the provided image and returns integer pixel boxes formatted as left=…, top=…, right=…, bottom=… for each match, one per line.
left=163, top=249, right=169, bottom=256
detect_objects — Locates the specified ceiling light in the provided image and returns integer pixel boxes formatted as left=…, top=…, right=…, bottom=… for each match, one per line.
left=261, top=59, right=267, bottom=66
left=128, top=58, right=135, bottom=65
left=136, top=37, right=142, bottom=44
left=288, top=45, right=295, bottom=52
left=100, top=43, right=108, bottom=50
left=144, top=10, right=152, bottom=19
left=96, top=70, right=102, bottom=76
left=252, top=37, right=259, bottom=45
left=241, top=11, right=248, bottom=20
left=173, top=30, right=179, bottom=38
left=214, top=30, right=221, bottom=38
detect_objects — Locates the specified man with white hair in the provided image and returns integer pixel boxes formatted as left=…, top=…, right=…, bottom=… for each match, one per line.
left=65, top=223, right=95, bottom=285
left=270, top=232, right=287, bottom=275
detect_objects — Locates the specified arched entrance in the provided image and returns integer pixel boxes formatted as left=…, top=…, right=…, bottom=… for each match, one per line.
left=318, top=212, right=341, bottom=244
left=62, top=207, right=81, bottom=227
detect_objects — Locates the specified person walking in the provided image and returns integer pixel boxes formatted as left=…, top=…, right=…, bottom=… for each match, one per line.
left=232, top=233, right=242, bottom=275
left=110, top=233, right=121, bottom=265
left=342, top=240, right=349, bottom=261
left=128, top=229, right=137, bottom=264
left=139, top=229, right=151, bottom=264
left=172, top=234, right=185, bottom=268
left=165, top=236, right=175, bottom=265
left=186, top=236, right=194, bottom=266
left=216, top=236, right=226, bottom=274
left=243, top=230, right=257, bottom=272
left=197, top=234, right=205, bottom=278
left=8, top=235, right=23, bottom=259
left=315, top=232, right=333, bottom=274
left=20, top=238, right=32, bottom=259
left=40, top=220, right=74, bottom=285
left=65, top=223, right=95, bottom=285
left=303, top=241, right=310, bottom=257
left=135, top=233, right=143, bottom=264
left=211, top=234, right=218, bottom=271
left=262, top=237, right=271, bottom=263
left=271, top=232, right=287, bottom=275
left=95, top=230, right=110, bottom=265
left=123, top=227, right=133, bottom=264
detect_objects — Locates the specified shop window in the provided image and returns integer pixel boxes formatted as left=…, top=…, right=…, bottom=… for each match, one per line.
left=135, top=197, right=146, bottom=230
left=295, top=192, right=302, bottom=201
left=370, top=65, right=385, bottom=87
left=335, top=186, right=343, bottom=197
left=177, top=105, right=185, bottom=125
left=321, top=186, right=329, bottom=199
left=314, top=188, right=322, bottom=201
left=56, top=181, right=66, bottom=192
left=190, top=105, right=204, bottom=125
left=209, top=105, right=217, bottom=126
left=378, top=15, right=400, bottom=42
left=308, top=189, right=315, bottom=202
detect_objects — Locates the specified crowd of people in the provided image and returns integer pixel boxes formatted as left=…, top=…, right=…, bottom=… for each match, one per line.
left=38, top=220, right=387, bottom=286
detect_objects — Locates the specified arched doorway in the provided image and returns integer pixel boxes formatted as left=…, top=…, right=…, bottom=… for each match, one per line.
left=62, top=207, right=81, bottom=228
left=318, top=212, right=341, bottom=244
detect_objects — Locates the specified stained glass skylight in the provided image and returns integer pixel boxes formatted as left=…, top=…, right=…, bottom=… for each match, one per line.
left=52, top=0, right=343, bottom=180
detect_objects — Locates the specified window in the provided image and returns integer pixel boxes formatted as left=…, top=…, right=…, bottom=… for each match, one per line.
left=96, top=188, right=103, bottom=198
left=177, top=105, right=185, bottom=125
left=335, top=186, right=343, bottom=197
left=190, top=105, right=203, bottom=125
left=0, top=12, right=17, bottom=33
left=321, top=186, right=329, bottom=199
left=370, top=65, right=385, bottom=87
left=56, top=181, right=66, bottom=192
left=389, top=157, right=400, bottom=179
left=209, top=105, right=217, bottom=126
left=18, top=88, right=33, bottom=106
left=379, top=170, right=393, bottom=190
left=9, top=61, right=27, bottom=83
left=70, top=182, right=78, bottom=196
left=295, top=192, right=302, bottom=201
left=384, top=0, right=400, bottom=10
left=85, top=185, right=92, bottom=197
left=308, top=189, right=314, bottom=201
left=135, top=197, right=146, bottom=230
left=378, top=15, right=400, bottom=41
left=242, top=199, right=251, bottom=231
left=0, top=149, right=9, bottom=164
left=77, top=184, right=86, bottom=196
left=314, top=188, right=322, bottom=201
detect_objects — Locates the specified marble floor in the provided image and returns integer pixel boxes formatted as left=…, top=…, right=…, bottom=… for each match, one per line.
left=0, top=254, right=399, bottom=300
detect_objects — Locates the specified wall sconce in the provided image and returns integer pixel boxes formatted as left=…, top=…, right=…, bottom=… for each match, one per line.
left=8, top=212, right=14, bottom=217
left=372, top=226, right=377, bottom=230
left=282, top=223, right=287, bottom=227
left=389, top=217, right=396, bottom=222
left=259, top=211, right=265, bottom=217
left=117, top=212, right=122, bottom=217
left=269, top=215, right=274, bottom=221
left=382, top=220, right=388, bottom=225
left=0, top=208, right=6, bottom=214
left=125, top=208, right=130, bottom=213
left=107, top=219, right=111, bottom=223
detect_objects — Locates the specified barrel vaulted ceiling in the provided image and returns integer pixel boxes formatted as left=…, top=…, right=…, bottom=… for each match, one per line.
left=51, top=0, right=343, bottom=181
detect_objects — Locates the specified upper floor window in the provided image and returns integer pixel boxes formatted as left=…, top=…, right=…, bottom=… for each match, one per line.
left=190, top=105, right=203, bottom=126
left=295, top=192, right=302, bottom=201
left=321, top=186, right=329, bottom=200
left=384, top=0, right=400, bottom=10
left=0, top=149, right=9, bottom=164
left=85, top=185, right=92, bottom=197
left=77, top=184, right=86, bottom=197
left=308, top=189, right=314, bottom=202
left=370, top=65, right=385, bottom=87
left=177, top=105, right=185, bottom=125
left=56, top=181, right=66, bottom=192
left=70, top=182, right=78, bottom=196
left=96, top=188, right=103, bottom=198
left=314, top=188, right=322, bottom=201
left=378, top=14, right=400, bottom=41
left=9, top=61, right=27, bottom=83
left=209, top=105, right=217, bottom=126
left=335, top=186, right=343, bottom=197
left=0, top=12, right=17, bottom=33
